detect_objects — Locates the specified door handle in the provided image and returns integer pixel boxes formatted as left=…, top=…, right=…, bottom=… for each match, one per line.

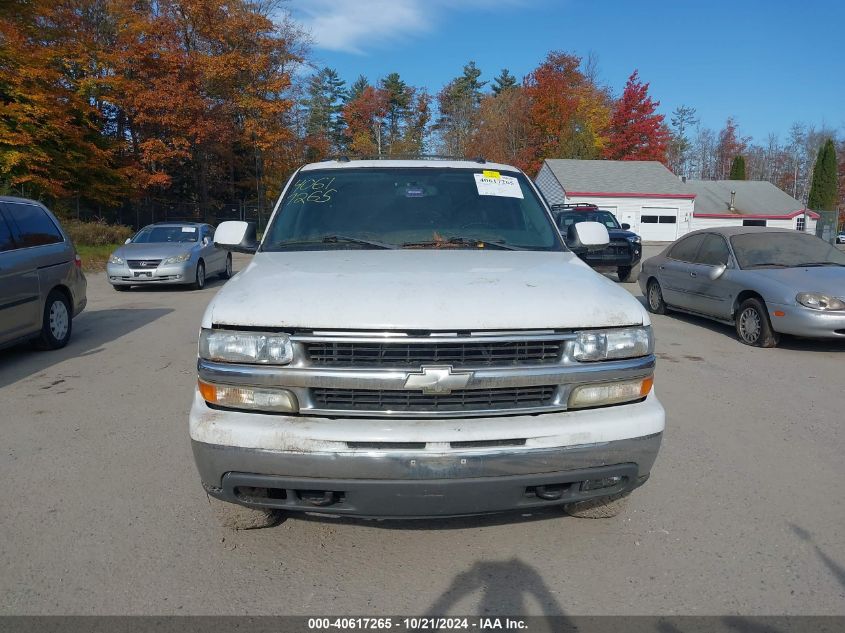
left=690, top=272, right=697, bottom=277
left=659, top=266, right=665, bottom=270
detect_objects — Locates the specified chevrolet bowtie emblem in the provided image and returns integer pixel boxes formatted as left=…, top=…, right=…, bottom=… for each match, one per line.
left=403, top=366, right=472, bottom=394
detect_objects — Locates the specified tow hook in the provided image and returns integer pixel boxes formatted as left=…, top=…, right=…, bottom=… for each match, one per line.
left=535, top=485, right=565, bottom=501
left=299, top=490, right=336, bottom=507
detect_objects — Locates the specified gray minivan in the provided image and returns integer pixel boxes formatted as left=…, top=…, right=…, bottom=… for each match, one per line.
left=0, top=197, right=87, bottom=351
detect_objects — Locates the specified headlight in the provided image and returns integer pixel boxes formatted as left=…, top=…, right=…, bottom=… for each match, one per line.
left=162, top=253, right=191, bottom=265
left=796, top=292, right=845, bottom=311
left=568, top=376, right=653, bottom=409
left=199, top=328, right=293, bottom=364
left=108, top=254, right=123, bottom=264
left=198, top=380, right=298, bottom=413
left=572, top=326, right=653, bottom=361
left=627, top=235, right=641, bottom=243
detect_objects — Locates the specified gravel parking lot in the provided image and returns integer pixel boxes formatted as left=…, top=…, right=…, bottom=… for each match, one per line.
left=1, top=246, right=844, bottom=616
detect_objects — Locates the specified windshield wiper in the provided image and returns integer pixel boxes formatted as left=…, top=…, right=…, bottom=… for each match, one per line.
left=744, top=262, right=790, bottom=268
left=794, top=261, right=845, bottom=267
left=273, top=235, right=397, bottom=250
left=401, top=237, right=522, bottom=250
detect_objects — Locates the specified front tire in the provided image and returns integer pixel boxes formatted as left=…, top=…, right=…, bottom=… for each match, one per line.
left=735, top=298, right=779, bottom=347
left=564, top=491, right=631, bottom=519
left=34, top=290, right=72, bottom=350
left=646, top=279, right=667, bottom=315
left=208, top=494, right=283, bottom=530
left=618, top=265, right=639, bottom=283
left=220, top=254, right=232, bottom=279
left=192, top=260, right=206, bottom=290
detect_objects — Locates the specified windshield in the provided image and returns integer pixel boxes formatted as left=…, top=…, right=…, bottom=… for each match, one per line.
left=556, top=211, right=620, bottom=230
left=262, top=168, right=562, bottom=251
left=730, top=232, right=845, bottom=268
left=132, top=225, right=199, bottom=244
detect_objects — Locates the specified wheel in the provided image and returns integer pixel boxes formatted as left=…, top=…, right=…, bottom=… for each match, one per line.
left=618, top=265, right=639, bottom=283
left=192, top=260, right=206, bottom=290
left=735, top=298, right=779, bottom=347
left=564, top=491, right=630, bottom=519
left=112, top=284, right=129, bottom=292
left=646, top=279, right=667, bottom=315
left=34, top=290, right=72, bottom=350
left=208, top=493, right=283, bottom=530
left=220, top=254, right=232, bottom=279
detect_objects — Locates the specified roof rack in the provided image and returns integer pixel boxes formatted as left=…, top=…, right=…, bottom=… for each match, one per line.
left=550, top=202, right=600, bottom=211
left=320, top=154, right=486, bottom=164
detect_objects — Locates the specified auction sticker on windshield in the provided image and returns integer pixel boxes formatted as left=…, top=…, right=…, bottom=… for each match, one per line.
left=474, top=173, right=523, bottom=199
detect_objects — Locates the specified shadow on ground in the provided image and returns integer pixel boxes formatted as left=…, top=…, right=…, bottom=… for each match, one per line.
left=0, top=307, right=172, bottom=387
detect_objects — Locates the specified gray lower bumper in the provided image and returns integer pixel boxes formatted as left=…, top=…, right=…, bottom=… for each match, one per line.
left=192, top=432, right=661, bottom=518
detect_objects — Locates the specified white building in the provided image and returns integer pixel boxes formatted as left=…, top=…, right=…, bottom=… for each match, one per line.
left=535, top=159, right=818, bottom=242
left=535, top=159, right=695, bottom=241
left=686, top=179, right=818, bottom=234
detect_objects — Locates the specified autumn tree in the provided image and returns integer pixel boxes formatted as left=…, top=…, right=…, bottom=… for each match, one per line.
left=342, top=85, right=389, bottom=156
left=466, top=87, right=533, bottom=170
left=603, top=70, right=669, bottom=163
left=714, top=117, right=749, bottom=179
left=808, top=138, right=838, bottom=211
left=522, top=51, right=611, bottom=172
left=729, top=155, right=746, bottom=180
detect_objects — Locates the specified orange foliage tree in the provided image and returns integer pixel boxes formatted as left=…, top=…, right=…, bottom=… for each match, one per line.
left=603, top=71, right=669, bottom=163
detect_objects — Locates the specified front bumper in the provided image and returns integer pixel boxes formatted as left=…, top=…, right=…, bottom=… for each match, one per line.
left=769, top=303, right=845, bottom=338
left=190, top=391, right=664, bottom=518
left=107, top=261, right=195, bottom=285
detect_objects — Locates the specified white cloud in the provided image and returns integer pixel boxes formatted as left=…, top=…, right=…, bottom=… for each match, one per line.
left=291, top=0, right=526, bottom=55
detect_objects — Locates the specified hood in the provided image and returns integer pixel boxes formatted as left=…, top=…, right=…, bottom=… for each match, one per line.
left=750, top=266, right=845, bottom=298
left=608, top=228, right=639, bottom=241
left=205, top=250, right=649, bottom=331
left=115, top=242, right=198, bottom=259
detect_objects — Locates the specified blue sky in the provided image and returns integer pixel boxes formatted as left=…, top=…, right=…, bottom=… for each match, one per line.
left=289, top=0, right=844, bottom=143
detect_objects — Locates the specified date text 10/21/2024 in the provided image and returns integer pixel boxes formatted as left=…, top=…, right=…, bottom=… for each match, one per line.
left=307, top=618, right=529, bottom=630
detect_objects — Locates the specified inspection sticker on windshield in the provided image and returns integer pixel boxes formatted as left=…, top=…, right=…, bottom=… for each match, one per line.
left=182, top=227, right=196, bottom=233
left=474, top=173, right=523, bottom=199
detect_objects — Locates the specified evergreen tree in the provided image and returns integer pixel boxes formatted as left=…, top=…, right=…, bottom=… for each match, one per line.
left=436, top=61, right=487, bottom=155
left=492, top=68, right=517, bottom=96
left=808, top=138, right=838, bottom=210
left=304, top=67, right=348, bottom=151
left=729, top=155, right=746, bottom=180
left=379, top=72, right=413, bottom=152
left=349, top=75, right=370, bottom=101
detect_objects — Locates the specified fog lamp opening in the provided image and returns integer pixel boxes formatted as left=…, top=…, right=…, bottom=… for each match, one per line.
left=582, top=476, right=624, bottom=492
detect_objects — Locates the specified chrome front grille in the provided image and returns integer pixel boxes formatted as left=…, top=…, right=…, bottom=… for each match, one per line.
left=304, top=339, right=563, bottom=367
left=312, top=386, right=557, bottom=413
left=127, top=259, right=161, bottom=269
left=199, top=329, right=656, bottom=418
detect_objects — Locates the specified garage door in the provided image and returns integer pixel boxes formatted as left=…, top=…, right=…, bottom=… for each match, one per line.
left=639, top=207, right=679, bottom=241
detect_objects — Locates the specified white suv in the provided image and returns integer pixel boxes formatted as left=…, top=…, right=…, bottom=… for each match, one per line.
left=189, top=159, right=664, bottom=527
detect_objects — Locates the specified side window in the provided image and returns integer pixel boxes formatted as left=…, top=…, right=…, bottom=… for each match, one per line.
left=4, top=202, right=63, bottom=247
left=668, top=234, right=705, bottom=263
left=696, top=234, right=730, bottom=266
left=0, top=212, right=17, bottom=252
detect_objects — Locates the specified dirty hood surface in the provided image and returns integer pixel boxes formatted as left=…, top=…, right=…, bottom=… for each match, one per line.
left=206, top=250, right=649, bottom=330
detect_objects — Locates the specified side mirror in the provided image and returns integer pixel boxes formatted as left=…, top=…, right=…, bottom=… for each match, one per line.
left=565, top=221, right=610, bottom=252
left=709, top=263, right=727, bottom=280
left=621, top=223, right=631, bottom=230
left=214, top=221, right=259, bottom=254
left=202, top=236, right=210, bottom=246
left=124, top=238, right=131, bottom=244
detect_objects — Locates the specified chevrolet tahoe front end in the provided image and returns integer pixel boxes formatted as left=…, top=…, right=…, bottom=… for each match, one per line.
left=188, top=159, right=665, bottom=525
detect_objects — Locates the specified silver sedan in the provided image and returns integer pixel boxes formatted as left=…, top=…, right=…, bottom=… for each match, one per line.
left=107, top=223, right=232, bottom=291
left=639, top=227, right=845, bottom=347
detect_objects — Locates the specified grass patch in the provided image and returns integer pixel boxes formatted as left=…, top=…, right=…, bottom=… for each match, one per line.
left=77, top=244, right=121, bottom=272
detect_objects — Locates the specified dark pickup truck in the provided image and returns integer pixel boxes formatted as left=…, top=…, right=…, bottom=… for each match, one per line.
left=552, top=204, right=642, bottom=282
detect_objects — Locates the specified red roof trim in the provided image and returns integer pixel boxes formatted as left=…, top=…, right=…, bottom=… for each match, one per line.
left=693, top=209, right=820, bottom=220
left=566, top=191, right=696, bottom=200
